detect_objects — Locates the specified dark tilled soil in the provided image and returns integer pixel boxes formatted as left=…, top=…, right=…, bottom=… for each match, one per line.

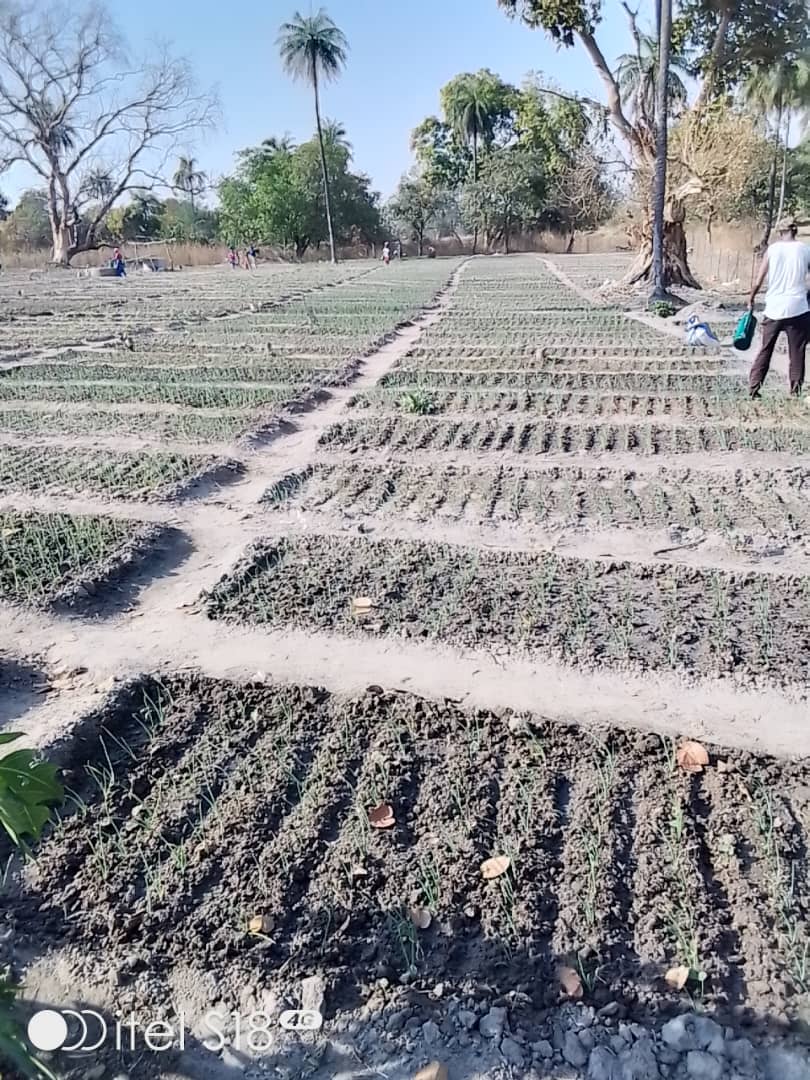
left=262, top=461, right=810, bottom=534
left=318, top=417, right=810, bottom=455
left=204, top=533, right=810, bottom=686
left=6, top=675, right=809, bottom=1034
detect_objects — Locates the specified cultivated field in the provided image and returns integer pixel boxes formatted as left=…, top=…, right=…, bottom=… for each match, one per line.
left=1, top=254, right=809, bottom=1079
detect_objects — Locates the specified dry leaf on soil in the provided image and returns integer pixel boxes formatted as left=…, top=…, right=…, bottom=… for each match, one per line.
left=409, top=906, right=432, bottom=930
left=352, top=596, right=376, bottom=614
left=368, top=802, right=395, bottom=828
left=676, top=740, right=709, bottom=773
left=557, top=965, right=583, bottom=1000
left=248, top=915, right=275, bottom=934
left=664, top=965, right=690, bottom=990
left=414, top=1064, right=448, bottom=1080
left=480, top=854, right=510, bottom=880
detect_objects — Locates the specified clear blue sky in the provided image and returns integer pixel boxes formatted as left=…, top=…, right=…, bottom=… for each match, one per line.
left=4, top=0, right=632, bottom=204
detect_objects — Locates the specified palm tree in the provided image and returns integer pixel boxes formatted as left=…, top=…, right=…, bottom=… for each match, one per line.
left=278, top=9, right=349, bottom=263
left=321, top=118, right=351, bottom=154
left=172, top=156, right=207, bottom=213
left=441, top=72, right=504, bottom=183
left=82, top=170, right=114, bottom=202
left=616, top=32, right=687, bottom=130
left=745, top=56, right=810, bottom=244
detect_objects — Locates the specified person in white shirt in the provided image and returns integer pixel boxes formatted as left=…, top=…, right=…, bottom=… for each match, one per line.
left=748, top=217, right=810, bottom=397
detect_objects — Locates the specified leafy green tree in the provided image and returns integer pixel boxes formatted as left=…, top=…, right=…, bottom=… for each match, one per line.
left=514, top=75, right=590, bottom=173
left=106, top=193, right=163, bottom=242
left=277, top=8, right=349, bottom=263
left=744, top=55, right=810, bottom=244
left=2, top=189, right=50, bottom=248
left=160, top=198, right=218, bottom=243
left=498, top=0, right=810, bottom=286
left=219, top=131, right=381, bottom=257
left=410, top=117, right=471, bottom=191
left=788, top=136, right=810, bottom=217
left=388, top=172, right=444, bottom=254
left=461, top=147, right=546, bottom=252
left=616, top=31, right=688, bottom=125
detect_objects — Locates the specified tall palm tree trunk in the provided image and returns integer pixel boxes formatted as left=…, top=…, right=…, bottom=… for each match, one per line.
left=313, top=67, right=337, bottom=264
left=776, top=110, right=791, bottom=225
left=472, top=125, right=479, bottom=256
left=759, top=97, right=783, bottom=252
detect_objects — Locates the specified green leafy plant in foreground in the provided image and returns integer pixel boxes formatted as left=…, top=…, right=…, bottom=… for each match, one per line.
left=0, top=734, right=62, bottom=847
left=1, top=978, right=57, bottom=1080
left=0, top=734, right=62, bottom=1079
left=399, top=389, right=437, bottom=415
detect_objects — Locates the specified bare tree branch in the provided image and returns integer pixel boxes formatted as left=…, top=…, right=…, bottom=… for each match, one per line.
left=0, top=1, right=217, bottom=263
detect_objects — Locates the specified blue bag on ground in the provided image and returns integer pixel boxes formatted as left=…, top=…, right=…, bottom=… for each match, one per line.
left=733, top=310, right=757, bottom=350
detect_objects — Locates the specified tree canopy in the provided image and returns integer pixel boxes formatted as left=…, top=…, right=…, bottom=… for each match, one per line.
left=218, top=132, right=382, bottom=257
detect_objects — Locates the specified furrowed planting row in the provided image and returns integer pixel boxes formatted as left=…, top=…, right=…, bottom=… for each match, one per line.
left=0, top=445, right=241, bottom=500
left=380, top=369, right=739, bottom=392
left=0, top=509, right=162, bottom=605
left=204, top=533, right=810, bottom=685
left=0, top=407, right=254, bottom=444
left=12, top=675, right=809, bottom=1021
left=263, top=460, right=810, bottom=534
left=406, top=345, right=722, bottom=364
left=0, top=260, right=460, bottom=446
left=319, top=416, right=810, bottom=455
left=349, top=389, right=796, bottom=421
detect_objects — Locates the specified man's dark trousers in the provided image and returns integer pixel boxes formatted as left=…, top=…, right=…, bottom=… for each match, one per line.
left=749, top=310, right=810, bottom=394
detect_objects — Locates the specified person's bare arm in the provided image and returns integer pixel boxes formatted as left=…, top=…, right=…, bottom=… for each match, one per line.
left=749, top=250, right=769, bottom=309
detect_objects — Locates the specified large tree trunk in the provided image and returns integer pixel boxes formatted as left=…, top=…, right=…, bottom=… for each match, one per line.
left=650, top=0, right=672, bottom=299
left=313, top=72, right=337, bottom=264
left=50, top=224, right=72, bottom=266
left=624, top=192, right=700, bottom=289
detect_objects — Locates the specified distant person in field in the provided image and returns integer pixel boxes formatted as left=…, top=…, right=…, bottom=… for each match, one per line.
left=748, top=217, right=810, bottom=397
left=112, top=247, right=126, bottom=277
left=227, top=247, right=238, bottom=269
left=246, top=245, right=258, bottom=270
left=382, top=242, right=391, bottom=266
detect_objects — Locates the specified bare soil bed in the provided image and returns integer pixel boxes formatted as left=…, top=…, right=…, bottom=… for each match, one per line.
left=6, top=675, right=810, bottom=1044
left=3, top=255, right=810, bottom=1080
left=204, top=532, right=810, bottom=686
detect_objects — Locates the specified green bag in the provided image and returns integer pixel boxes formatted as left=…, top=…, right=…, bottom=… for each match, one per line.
left=733, top=310, right=757, bottom=350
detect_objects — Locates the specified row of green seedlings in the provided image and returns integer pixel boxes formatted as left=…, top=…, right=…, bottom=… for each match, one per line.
left=263, top=461, right=808, bottom=536
left=659, top=740, right=707, bottom=997
left=354, top=389, right=771, bottom=420
left=0, top=362, right=326, bottom=385
left=65, top=689, right=314, bottom=923
left=0, top=447, right=233, bottom=500
left=319, top=416, right=810, bottom=455
left=205, top=535, right=810, bottom=684
left=0, top=511, right=141, bottom=603
left=751, top=781, right=810, bottom=992
left=381, top=369, right=737, bottom=392
left=0, top=381, right=298, bottom=410
left=0, top=406, right=256, bottom=445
